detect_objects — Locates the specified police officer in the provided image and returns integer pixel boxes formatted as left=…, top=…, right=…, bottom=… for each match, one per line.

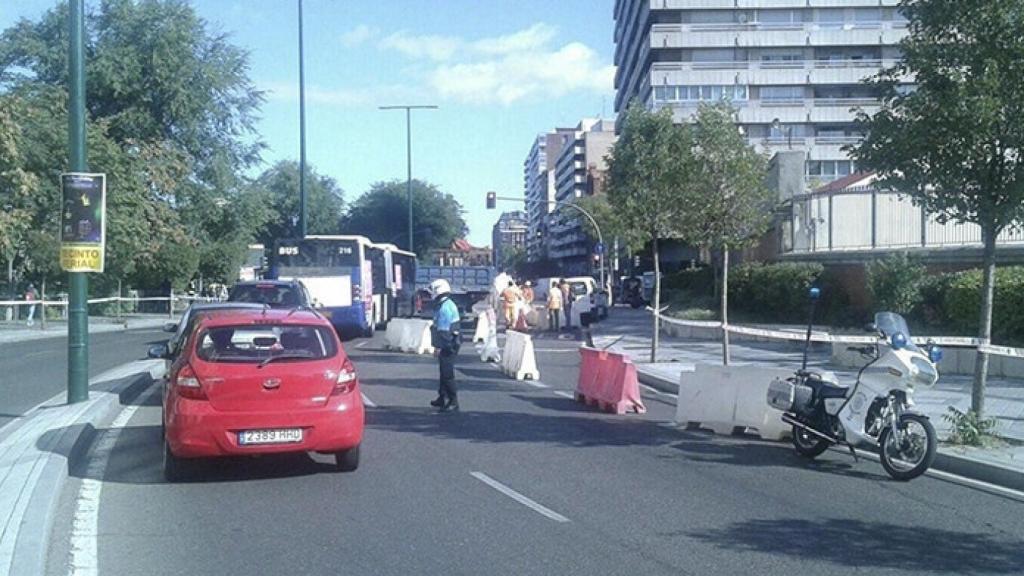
left=428, top=279, right=462, bottom=412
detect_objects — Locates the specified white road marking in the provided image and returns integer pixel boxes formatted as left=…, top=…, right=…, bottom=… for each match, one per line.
left=355, top=341, right=368, bottom=349
left=525, top=381, right=549, bottom=389
left=67, top=387, right=153, bottom=576
left=553, top=391, right=575, bottom=399
left=836, top=447, right=1024, bottom=502
left=360, top=392, right=377, bottom=408
left=470, top=472, right=570, bottom=523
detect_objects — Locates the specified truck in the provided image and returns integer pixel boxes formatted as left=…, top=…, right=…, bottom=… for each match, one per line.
left=415, top=266, right=496, bottom=325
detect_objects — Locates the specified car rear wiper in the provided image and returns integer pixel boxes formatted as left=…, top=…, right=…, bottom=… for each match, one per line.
left=258, top=351, right=314, bottom=367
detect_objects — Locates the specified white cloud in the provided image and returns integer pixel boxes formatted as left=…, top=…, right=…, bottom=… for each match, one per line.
left=381, top=23, right=614, bottom=105
left=261, top=81, right=419, bottom=108
left=340, top=24, right=379, bottom=47
left=379, top=31, right=462, bottom=61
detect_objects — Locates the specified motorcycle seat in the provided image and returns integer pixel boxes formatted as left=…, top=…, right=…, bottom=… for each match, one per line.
left=805, top=370, right=849, bottom=399
left=818, top=382, right=850, bottom=400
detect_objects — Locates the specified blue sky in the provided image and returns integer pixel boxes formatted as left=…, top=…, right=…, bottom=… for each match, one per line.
left=0, top=0, right=617, bottom=247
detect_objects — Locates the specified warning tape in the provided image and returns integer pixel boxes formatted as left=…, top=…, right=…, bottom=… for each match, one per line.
left=653, top=311, right=1022, bottom=359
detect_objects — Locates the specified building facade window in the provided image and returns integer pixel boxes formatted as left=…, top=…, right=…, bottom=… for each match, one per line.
left=807, top=160, right=855, bottom=180
left=654, top=84, right=749, bottom=103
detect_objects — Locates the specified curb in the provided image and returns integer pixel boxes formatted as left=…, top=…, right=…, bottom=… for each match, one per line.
left=3, top=370, right=158, bottom=576
left=636, top=366, right=1024, bottom=497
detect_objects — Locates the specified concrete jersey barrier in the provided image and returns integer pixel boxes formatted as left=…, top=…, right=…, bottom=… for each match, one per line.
left=675, top=364, right=792, bottom=441
left=385, top=318, right=434, bottom=355
left=500, top=330, right=540, bottom=380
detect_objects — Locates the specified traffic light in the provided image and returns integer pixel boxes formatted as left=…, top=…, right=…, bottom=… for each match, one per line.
left=486, top=191, right=496, bottom=209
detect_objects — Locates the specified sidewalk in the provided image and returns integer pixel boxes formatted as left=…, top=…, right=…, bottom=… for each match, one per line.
left=0, top=315, right=171, bottom=345
left=589, top=309, right=1024, bottom=486
left=0, top=360, right=163, bottom=575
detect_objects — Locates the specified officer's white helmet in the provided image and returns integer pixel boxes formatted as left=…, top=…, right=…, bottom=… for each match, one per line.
left=429, top=279, right=451, bottom=298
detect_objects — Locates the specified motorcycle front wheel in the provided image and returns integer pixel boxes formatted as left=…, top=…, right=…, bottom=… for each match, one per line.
left=792, top=425, right=830, bottom=459
left=879, top=413, right=937, bottom=481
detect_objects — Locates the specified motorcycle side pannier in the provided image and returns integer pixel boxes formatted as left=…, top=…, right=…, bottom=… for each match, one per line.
left=767, top=378, right=813, bottom=412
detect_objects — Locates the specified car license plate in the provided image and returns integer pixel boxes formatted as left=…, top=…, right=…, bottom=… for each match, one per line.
left=238, top=428, right=303, bottom=445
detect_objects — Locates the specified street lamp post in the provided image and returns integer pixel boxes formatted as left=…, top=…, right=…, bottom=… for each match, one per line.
left=379, top=105, right=438, bottom=253
left=297, top=0, right=307, bottom=238
left=67, top=0, right=88, bottom=404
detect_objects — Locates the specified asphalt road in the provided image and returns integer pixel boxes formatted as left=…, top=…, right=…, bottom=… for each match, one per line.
left=0, top=327, right=166, bottom=429
left=35, top=322, right=1024, bottom=575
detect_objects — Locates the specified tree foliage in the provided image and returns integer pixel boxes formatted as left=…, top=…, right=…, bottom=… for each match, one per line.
left=0, top=0, right=267, bottom=291
left=342, top=179, right=467, bottom=255
left=251, top=160, right=345, bottom=246
left=851, top=0, right=1024, bottom=415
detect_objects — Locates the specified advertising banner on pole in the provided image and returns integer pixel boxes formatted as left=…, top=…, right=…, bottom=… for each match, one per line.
left=59, top=172, right=106, bottom=273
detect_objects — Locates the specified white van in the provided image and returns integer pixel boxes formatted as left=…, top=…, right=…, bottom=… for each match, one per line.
left=534, top=277, right=606, bottom=319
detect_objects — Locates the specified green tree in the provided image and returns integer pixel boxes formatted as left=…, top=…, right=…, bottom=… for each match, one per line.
left=850, top=0, right=1024, bottom=416
left=342, top=179, right=467, bottom=255
left=251, top=160, right=345, bottom=246
left=866, top=252, right=927, bottom=315
left=0, top=0, right=265, bottom=289
left=500, top=245, right=528, bottom=275
left=605, top=102, right=692, bottom=362
left=685, top=102, right=773, bottom=364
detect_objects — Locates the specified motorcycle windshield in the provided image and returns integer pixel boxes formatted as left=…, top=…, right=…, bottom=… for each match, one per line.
left=875, top=312, right=920, bottom=352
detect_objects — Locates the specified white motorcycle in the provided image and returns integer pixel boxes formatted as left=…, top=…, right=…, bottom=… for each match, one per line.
left=767, top=288, right=943, bottom=481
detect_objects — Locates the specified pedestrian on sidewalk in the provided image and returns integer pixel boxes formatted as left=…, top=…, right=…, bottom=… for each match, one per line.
left=547, top=283, right=562, bottom=332
left=429, top=279, right=462, bottom=413
left=24, top=283, right=38, bottom=327
left=560, top=279, right=573, bottom=330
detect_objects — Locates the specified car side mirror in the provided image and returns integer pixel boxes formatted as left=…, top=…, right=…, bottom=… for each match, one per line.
left=147, top=344, right=169, bottom=359
left=162, top=322, right=178, bottom=333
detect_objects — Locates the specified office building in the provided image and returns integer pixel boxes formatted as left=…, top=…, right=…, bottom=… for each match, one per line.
left=523, top=128, right=575, bottom=262
left=492, top=211, right=528, bottom=271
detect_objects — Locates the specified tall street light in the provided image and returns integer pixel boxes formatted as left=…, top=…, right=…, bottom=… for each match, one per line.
left=379, top=105, right=438, bottom=253
left=297, top=0, right=307, bottom=238
left=67, top=0, right=88, bottom=403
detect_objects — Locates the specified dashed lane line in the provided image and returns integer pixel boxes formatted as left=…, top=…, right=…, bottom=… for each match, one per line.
left=552, top=391, right=575, bottom=400
left=470, top=472, right=570, bottom=523
left=360, top=392, right=377, bottom=408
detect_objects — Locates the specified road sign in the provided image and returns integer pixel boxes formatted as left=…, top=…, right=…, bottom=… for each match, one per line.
left=60, top=172, right=106, bottom=273
left=594, top=242, right=605, bottom=255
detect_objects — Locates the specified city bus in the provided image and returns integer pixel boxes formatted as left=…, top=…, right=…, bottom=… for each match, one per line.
left=372, top=242, right=417, bottom=320
left=269, top=236, right=377, bottom=337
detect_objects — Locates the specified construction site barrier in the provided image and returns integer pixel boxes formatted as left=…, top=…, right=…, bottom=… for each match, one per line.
left=500, top=330, right=540, bottom=380
left=576, top=347, right=646, bottom=414
left=384, top=318, right=434, bottom=355
left=674, top=364, right=792, bottom=441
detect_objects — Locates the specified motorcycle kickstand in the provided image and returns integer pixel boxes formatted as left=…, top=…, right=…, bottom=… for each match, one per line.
left=847, top=445, right=859, bottom=463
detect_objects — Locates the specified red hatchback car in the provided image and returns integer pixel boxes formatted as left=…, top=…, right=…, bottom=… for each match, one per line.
left=151, top=308, right=364, bottom=481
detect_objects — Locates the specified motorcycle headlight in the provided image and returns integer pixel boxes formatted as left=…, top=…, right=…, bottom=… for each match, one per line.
left=910, top=356, right=938, bottom=387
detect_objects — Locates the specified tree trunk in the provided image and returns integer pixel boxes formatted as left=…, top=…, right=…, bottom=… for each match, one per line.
left=651, top=236, right=661, bottom=363
left=721, top=247, right=730, bottom=366
left=972, top=224, right=997, bottom=417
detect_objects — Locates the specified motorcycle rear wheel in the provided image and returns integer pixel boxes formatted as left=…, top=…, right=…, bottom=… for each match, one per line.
left=792, top=425, right=830, bottom=459
left=879, top=413, right=936, bottom=481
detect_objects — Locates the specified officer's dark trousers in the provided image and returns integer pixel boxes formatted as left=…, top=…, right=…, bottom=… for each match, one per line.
left=438, top=349, right=457, bottom=402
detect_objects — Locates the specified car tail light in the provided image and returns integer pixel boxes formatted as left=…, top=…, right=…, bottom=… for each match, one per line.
left=175, top=364, right=207, bottom=400
left=332, top=357, right=358, bottom=396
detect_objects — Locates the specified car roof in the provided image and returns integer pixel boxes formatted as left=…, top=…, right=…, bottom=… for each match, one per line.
left=186, top=301, right=265, bottom=312
left=232, top=280, right=300, bottom=287
left=193, top=308, right=330, bottom=329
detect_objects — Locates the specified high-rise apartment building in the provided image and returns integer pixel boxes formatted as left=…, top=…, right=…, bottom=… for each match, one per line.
left=548, top=119, right=617, bottom=275
left=523, top=129, right=574, bottom=262
left=613, top=0, right=910, bottom=182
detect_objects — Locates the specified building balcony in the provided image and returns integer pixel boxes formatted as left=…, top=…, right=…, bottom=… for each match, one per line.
left=650, top=21, right=908, bottom=50
left=649, top=59, right=900, bottom=88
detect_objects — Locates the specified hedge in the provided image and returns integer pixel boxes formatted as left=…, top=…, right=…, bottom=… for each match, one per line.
left=728, top=262, right=824, bottom=322
left=937, top=267, right=1024, bottom=344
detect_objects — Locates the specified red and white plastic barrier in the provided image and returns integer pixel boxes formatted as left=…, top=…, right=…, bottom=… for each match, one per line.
left=500, top=330, right=540, bottom=380
left=575, top=347, right=646, bottom=415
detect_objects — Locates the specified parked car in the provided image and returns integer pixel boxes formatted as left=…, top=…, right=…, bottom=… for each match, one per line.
left=227, top=279, right=312, bottom=309
left=149, top=308, right=364, bottom=481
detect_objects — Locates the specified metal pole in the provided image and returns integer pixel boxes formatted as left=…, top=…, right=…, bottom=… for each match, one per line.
left=297, top=0, right=307, bottom=238
left=406, top=107, right=413, bottom=253
left=67, top=0, right=89, bottom=404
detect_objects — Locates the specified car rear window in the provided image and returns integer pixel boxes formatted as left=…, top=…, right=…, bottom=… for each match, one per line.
left=228, top=284, right=301, bottom=307
left=195, top=324, right=337, bottom=363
